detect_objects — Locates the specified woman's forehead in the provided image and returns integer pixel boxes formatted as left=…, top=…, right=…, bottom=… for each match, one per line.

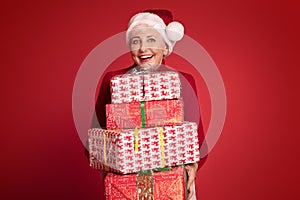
left=129, top=25, right=162, bottom=38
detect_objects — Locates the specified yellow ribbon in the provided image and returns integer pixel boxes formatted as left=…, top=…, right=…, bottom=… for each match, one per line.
left=159, top=127, right=165, bottom=168
left=134, top=127, right=165, bottom=167
left=103, top=130, right=109, bottom=171
left=134, top=127, right=139, bottom=152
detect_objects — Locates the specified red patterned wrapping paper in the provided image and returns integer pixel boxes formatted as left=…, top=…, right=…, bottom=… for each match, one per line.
left=106, top=99, right=184, bottom=129
left=105, top=166, right=186, bottom=200
left=88, top=122, right=200, bottom=174
left=110, top=71, right=181, bottom=104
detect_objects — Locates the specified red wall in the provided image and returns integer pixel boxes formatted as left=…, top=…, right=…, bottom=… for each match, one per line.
left=1, top=1, right=299, bottom=200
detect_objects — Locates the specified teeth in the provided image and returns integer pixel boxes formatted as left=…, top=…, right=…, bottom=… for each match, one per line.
left=140, top=55, right=152, bottom=59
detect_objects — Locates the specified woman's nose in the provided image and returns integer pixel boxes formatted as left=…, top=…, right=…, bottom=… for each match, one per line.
left=139, top=41, right=147, bottom=52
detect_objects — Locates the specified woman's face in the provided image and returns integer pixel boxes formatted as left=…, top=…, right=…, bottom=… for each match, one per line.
left=129, top=25, right=168, bottom=70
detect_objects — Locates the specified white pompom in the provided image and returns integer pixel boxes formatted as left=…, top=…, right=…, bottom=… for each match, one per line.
left=166, top=21, right=184, bottom=41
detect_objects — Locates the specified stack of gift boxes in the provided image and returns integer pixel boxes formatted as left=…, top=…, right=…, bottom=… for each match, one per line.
left=88, top=71, right=200, bottom=199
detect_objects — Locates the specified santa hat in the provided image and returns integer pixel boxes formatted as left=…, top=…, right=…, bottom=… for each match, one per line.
left=126, top=9, right=184, bottom=56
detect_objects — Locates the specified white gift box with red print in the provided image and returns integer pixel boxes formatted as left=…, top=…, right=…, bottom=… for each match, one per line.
left=110, top=71, right=181, bottom=104
left=88, top=121, right=200, bottom=174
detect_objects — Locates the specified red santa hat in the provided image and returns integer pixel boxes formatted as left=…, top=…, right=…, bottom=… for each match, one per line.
left=126, top=9, right=184, bottom=56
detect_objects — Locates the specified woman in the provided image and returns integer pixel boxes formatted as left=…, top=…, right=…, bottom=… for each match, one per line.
left=91, top=9, right=207, bottom=199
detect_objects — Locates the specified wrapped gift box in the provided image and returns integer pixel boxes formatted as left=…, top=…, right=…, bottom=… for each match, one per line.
left=110, top=71, right=181, bottom=104
left=88, top=122, right=200, bottom=174
left=106, top=99, right=183, bottom=129
left=105, top=166, right=187, bottom=200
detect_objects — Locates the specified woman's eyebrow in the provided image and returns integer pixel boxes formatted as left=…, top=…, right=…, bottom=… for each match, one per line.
left=146, top=35, right=156, bottom=38
left=131, top=36, right=140, bottom=40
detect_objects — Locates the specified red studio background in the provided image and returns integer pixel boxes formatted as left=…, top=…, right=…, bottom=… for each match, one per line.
left=1, top=1, right=299, bottom=200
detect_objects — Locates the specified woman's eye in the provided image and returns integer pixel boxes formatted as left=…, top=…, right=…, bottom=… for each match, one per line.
left=148, top=38, right=156, bottom=42
left=131, top=39, right=140, bottom=45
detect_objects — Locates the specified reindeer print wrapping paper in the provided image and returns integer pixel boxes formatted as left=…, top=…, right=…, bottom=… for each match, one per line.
left=88, top=122, right=200, bottom=174
left=110, top=71, right=181, bottom=104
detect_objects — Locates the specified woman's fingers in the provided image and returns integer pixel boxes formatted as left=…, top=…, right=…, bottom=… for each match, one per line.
left=187, top=185, right=194, bottom=200
left=185, top=163, right=198, bottom=199
left=185, top=165, right=196, bottom=187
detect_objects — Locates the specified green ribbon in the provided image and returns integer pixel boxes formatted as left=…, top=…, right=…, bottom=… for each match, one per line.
left=153, top=166, right=172, bottom=172
left=138, top=169, right=153, bottom=175
left=140, top=101, right=146, bottom=127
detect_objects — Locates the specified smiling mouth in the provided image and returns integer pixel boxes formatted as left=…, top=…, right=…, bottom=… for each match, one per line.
left=139, top=55, right=153, bottom=62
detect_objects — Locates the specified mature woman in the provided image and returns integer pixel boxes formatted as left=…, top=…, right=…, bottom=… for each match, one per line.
left=91, top=9, right=207, bottom=200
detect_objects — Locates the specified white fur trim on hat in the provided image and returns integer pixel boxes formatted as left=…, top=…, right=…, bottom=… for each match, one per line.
left=166, top=21, right=184, bottom=41
left=126, top=12, right=184, bottom=56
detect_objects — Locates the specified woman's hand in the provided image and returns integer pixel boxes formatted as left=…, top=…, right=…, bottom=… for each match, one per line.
left=185, top=163, right=198, bottom=200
